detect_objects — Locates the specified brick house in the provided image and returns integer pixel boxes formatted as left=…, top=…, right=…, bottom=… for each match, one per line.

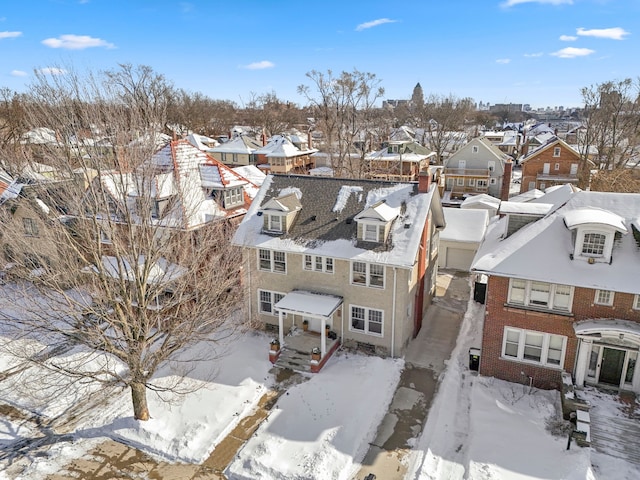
left=232, top=170, right=445, bottom=371
left=472, top=190, right=640, bottom=393
left=519, top=137, right=593, bottom=193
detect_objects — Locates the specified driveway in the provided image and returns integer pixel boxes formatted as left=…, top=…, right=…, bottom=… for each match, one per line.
left=354, top=270, right=470, bottom=480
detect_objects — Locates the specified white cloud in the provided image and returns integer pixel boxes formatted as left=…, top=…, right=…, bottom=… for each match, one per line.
left=559, top=35, right=577, bottom=41
left=355, top=18, right=398, bottom=31
left=496, top=58, right=511, bottom=64
left=10, top=70, right=27, bottom=77
left=551, top=47, right=595, bottom=58
left=502, top=0, right=572, bottom=7
left=576, top=27, right=629, bottom=40
left=0, top=31, right=22, bottom=39
left=524, top=52, right=544, bottom=57
left=39, top=67, right=67, bottom=75
left=241, top=61, right=275, bottom=70
left=42, top=34, right=115, bottom=50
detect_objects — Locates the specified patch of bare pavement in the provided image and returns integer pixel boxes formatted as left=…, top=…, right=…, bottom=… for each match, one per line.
left=354, top=271, right=469, bottom=480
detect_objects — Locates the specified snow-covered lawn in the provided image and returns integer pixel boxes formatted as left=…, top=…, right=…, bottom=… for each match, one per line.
left=226, top=353, right=403, bottom=479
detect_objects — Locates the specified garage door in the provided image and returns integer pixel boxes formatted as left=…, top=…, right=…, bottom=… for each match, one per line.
left=446, top=247, right=476, bottom=271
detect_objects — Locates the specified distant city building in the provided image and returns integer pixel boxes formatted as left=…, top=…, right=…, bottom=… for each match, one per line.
left=489, top=103, right=523, bottom=114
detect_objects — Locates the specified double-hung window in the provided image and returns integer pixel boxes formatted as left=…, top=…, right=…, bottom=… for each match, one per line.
left=267, top=214, right=283, bottom=232
left=351, top=261, right=385, bottom=288
left=303, top=255, right=334, bottom=273
left=502, top=327, right=567, bottom=367
left=258, top=290, right=285, bottom=316
left=350, top=305, right=383, bottom=336
left=258, top=249, right=286, bottom=273
left=634, top=295, right=640, bottom=310
left=507, top=279, right=573, bottom=312
left=364, top=224, right=379, bottom=242
left=23, top=218, right=39, bottom=237
left=594, top=289, right=614, bottom=306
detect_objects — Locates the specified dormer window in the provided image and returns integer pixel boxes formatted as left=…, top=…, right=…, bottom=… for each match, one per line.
left=354, top=200, right=399, bottom=244
left=268, top=214, right=283, bottom=232
left=564, top=208, right=627, bottom=264
left=364, top=224, right=380, bottom=242
left=581, top=233, right=606, bottom=256
left=206, top=187, right=244, bottom=209
left=260, top=192, right=302, bottom=235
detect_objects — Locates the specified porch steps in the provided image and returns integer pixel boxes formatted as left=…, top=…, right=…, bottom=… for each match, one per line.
left=274, top=348, right=311, bottom=373
left=590, top=403, right=640, bottom=466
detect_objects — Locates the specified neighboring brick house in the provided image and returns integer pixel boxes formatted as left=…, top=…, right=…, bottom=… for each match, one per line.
left=232, top=170, right=445, bottom=371
left=443, top=137, right=512, bottom=204
left=519, top=137, right=593, bottom=193
left=472, top=190, right=640, bottom=393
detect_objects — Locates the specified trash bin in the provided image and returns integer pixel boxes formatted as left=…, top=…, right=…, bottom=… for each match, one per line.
left=469, top=348, right=480, bottom=371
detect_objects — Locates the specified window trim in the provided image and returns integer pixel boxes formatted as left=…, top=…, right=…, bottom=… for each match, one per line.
left=349, top=304, right=384, bottom=337
left=258, top=289, right=286, bottom=316
left=501, top=327, right=567, bottom=368
left=633, top=295, right=640, bottom=310
left=553, top=147, right=561, bottom=157
left=351, top=261, right=385, bottom=288
left=303, top=254, right=334, bottom=274
left=594, top=289, right=614, bottom=306
left=257, top=249, right=287, bottom=274
left=507, top=278, right=574, bottom=312
left=23, top=217, right=39, bottom=237
left=266, top=213, right=284, bottom=233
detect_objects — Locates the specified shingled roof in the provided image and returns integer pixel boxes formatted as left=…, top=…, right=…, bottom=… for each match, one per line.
left=233, top=174, right=444, bottom=268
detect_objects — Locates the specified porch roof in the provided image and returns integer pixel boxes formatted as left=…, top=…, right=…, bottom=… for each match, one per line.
left=275, top=290, right=343, bottom=318
left=574, top=319, right=640, bottom=339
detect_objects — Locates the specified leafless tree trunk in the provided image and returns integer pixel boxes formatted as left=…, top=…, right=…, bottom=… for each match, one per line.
left=0, top=64, right=246, bottom=421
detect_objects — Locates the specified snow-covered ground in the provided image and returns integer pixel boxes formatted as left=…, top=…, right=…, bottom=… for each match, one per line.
left=1, top=279, right=639, bottom=479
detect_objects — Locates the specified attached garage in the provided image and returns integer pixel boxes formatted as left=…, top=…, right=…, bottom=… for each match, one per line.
left=438, top=208, right=489, bottom=271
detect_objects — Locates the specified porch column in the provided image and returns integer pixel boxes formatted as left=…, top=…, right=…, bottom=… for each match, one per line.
left=574, top=338, right=592, bottom=387
left=278, top=311, right=285, bottom=346
left=321, top=317, right=327, bottom=357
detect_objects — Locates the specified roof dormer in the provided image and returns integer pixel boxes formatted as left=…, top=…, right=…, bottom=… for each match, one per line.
left=354, top=200, right=400, bottom=244
left=563, top=207, right=627, bottom=264
left=260, top=192, right=301, bottom=234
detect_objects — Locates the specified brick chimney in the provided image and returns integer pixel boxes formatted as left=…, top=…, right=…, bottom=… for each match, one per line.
left=307, top=129, right=313, bottom=150
left=501, top=159, right=513, bottom=201
left=261, top=129, right=267, bottom=146
left=418, top=167, right=432, bottom=193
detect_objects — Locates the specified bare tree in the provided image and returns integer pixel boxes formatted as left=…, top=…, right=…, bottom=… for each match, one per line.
left=417, top=94, right=475, bottom=164
left=168, top=89, right=238, bottom=137
left=298, top=69, right=385, bottom=178
left=580, top=78, right=640, bottom=171
left=0, top=64, right=245, bottom=421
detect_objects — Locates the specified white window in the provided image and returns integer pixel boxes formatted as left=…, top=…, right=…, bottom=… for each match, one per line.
left=508, top=278, right=573, bottom=312
left=553, top=147, right=561, bottom=157
left=258, top=249, right=286, bottom=273
left=582, top=233, right=606, bottom=256
left=267, top=214, right=283, bottom=232
left=490, top=178, right=497, bottom=185
left=539, top=182, right=546, bottom=190
left=258, top=290, right=285, bottom=316
left=634, top=295, right=640, bottom=310
left=468, top=178, right=475, bottom=186
left=595, top=289, right=614, bottom=306
left=477, top=179, right=488, bottom=188
left=223, top=187, right=244, bottom=208
left=502, top=327, right=567, bottom=368
left=570, top=163, right=578, bottom=175
left=528, top=181, right=536, bottom=190
left=303, top=255, right=334, bottom=273
left=472, top=146, right=479, bottom=154
left=364, top=224, right=379, bottom=242
left=554, top=163, right=560, bottom=171
left=23, top=218, right=39, bottom=237
left=351, top=261, right=385, bottom=288
left=456, top=178, right=464, bottom=186
left=350, top=305, right=383, bottom=336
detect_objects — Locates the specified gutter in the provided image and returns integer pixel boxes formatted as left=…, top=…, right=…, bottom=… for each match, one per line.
left=391, top=266, right=397, bottom=358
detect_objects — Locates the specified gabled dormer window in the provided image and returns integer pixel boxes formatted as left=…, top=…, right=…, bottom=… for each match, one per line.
left=354, top=200, right=399, bottom=244
left=206, top=187, right=244, bottom=209
left=267, top=214, right=283, bottom=232
left=260, top=192, right=302, bottom=235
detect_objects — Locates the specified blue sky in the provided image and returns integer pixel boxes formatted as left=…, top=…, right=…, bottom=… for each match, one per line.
left=0, top=0, right=638, bottom=109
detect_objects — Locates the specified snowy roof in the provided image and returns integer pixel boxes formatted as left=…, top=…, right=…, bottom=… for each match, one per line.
left=354, top=201, right=400, bottom=223
left=508, top=189, right=545, bottom=203
left=499, top=202, right=553, bottom=216
left=233, top=175, right=445, bottom=268
left=472, top=190, right=640, bottom=294
left=274, top=290, right=343, bottom=318
left=460, top=194, right=501, bottom=209
left=521, top=136, right=580, bottom=162
left=232, top=165, right=267, bottom=186
left=186, top=133, right=219, bottom=151
left=210, top=135, right=262, bottom=154
left=574, top=319, right=640, bottom=337
left=96, top=255, right=187, bottom=284
left=563, top=207, right=627, bottom=232
left=441, top=208, right=489, bottom=243
left=254, top=135, right=318, bottom=158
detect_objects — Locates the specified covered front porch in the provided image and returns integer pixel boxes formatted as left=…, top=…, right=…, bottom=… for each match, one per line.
left=268, top=290, right=343, bottom=373
left=573, top=319, right=640, bottom=394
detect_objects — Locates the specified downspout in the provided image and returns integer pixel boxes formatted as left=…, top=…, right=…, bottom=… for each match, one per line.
left=391, top=267, right=397, bottom=358
left=340, top=303, right=344, bottom=347
left=246, top=254, right=252, bottom=320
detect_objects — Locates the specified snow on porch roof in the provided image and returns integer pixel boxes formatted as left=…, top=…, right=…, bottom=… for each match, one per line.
left=574, top=319, right=640, bottom=338
left=274, top=290, right=343, bottom=318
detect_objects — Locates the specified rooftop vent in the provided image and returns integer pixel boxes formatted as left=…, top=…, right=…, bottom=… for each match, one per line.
left=310, top=215, right=317, bottom=221
left=404, top=223, right=411, bottom=229
left=345, top=218, right=353, bottom=224
left=257, top=211, right=263, bottom=217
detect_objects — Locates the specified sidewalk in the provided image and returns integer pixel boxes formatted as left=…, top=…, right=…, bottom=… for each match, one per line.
left=353, top=270, right=469, bottom=480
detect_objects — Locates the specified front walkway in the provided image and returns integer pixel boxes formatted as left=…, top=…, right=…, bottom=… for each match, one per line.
left=353, top=270, right=469, bottom=480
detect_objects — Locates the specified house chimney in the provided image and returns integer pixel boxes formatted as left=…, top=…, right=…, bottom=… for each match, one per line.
left=418, top=167, right=432, bottom=193
left=308, top=129, right=313, bottom=150
left=262, top=130, right=267, bottom=146
left=501, top=159, right=512, bottom=201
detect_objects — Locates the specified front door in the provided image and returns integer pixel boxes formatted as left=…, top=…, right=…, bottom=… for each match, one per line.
left=304, top=316, right=331, bottom=333
left=600, top=347, right=626, bottom=386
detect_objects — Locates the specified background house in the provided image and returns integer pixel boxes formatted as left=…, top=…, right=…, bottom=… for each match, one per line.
left=438, top=208, right=489, bottom=271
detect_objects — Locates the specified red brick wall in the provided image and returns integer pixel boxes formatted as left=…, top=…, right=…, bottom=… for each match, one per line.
left=480, top=275, right=640, bottom=389
left=520, top=144, right=580, bottom=193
